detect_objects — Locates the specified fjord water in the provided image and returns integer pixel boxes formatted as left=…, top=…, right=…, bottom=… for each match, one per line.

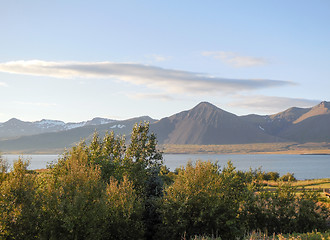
left=164, top=154, right=330, bottom=180
left=4, top=154, right=330, bottom=180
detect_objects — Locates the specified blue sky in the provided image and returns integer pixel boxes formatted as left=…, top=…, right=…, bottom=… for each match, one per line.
left=0, top=0, right=329, bottom=122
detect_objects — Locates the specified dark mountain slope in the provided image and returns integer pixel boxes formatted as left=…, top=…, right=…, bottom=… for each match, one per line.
left=293, top=101, right=330, bottom=123
left=279, top=114, right=330, bottom=143
left=277, top=102, right=330, bottom=142
left=151, top=102, right=282, bottom=144
left=242, top=107, right=310, bottom=135
left=241, top=101, right=330, bottom=143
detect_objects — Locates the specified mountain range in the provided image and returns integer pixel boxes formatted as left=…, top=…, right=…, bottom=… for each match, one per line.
left=0, top=101, right=329, bottom=153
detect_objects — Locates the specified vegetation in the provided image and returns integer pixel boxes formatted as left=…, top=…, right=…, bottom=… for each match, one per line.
left=193, top=231, right=330, bottom=240
left=0, top=122, right=329, bottom=239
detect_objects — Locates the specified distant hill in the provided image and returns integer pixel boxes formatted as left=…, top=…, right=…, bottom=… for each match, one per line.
left=0, top=117, right=115, bottom=140
left=1, top=101, right=329, bottom=153
left=242, top=101, right=330, bottom=143
left=150, top=102, right=282, bottom=144
left=0, top=116, right=155, bottom=153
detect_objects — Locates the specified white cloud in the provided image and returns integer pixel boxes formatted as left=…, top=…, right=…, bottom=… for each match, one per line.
left=130, top=93, right=175, bottom=101
left=0, top=60, right=291, bottom=95
left=202, top=51, right=269, bottom=67
left=14, top=101, right=57, bottom=107
left=0, top=82, right=8, bottom=87
left=229, top=95, right=320, bottom=114
left=147, top=54, right=171, bottom=62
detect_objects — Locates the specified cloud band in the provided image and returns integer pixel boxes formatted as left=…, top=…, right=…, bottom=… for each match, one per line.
left=0, top=60, right=292, bottom=94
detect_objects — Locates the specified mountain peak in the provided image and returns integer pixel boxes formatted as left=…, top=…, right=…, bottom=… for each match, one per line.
left=318, top=101, right=330, bottom=109
left=194, top=101, right=218, bottom=109
left=7, top=118, right=23, bottom=123
left=5, top=118, right=25, bottom=126
left=293, top=101, right=330, bottom=124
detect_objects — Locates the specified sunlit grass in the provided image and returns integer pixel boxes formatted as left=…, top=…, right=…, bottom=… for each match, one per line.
left=191, top=231, right=330, bottom=240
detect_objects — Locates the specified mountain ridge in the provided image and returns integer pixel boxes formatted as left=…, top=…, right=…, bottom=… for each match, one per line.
left=0, top=117, right=116, bottom=140
left=151, top=102, right=283, bottom=145
left=0, top=101, right=329, bottom=153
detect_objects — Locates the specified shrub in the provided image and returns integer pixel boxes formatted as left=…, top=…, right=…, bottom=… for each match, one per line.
left=160, top=161, right=249, bottom=240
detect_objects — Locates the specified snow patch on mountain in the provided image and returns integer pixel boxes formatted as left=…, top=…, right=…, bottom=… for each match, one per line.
left=65, top=122, right=87, bottom=130
left=35, top=119, right=66, bottom=128
left=110, top=124, right=126, bottom=129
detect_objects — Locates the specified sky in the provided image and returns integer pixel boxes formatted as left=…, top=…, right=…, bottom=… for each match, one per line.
left=0, top=0, right=329, bottom=122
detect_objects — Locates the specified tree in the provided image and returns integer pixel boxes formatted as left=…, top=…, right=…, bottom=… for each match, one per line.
left=102, top=176, right=144, bottom=240
left=243, top=183, right=330, bottom=234
left=0, top=154, right=9, bottom=183
left=45, top=121, right=164, bottom=240
left=160, top=161, right=249, bottom=240
left=41, top=147, right=106, bottom=240
left=0, top=158, right=41, bottom=239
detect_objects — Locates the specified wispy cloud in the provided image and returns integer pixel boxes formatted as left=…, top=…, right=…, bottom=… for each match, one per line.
left=0, top=82, right=8, bottom=87
left=14, top=101, right=57, bottom=107
left=0, top=60, right=291, bottom=95
left=147, top=54, right=171, bottom=62
left=130, top=93, right=175, bottom=101
left=229, top=95, right=320, bottom=114
left=202, top=51, right=269, bottom=67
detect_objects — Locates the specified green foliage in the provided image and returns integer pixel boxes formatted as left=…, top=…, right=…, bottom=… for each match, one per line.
left=40, top=149, right=106, bottom=240
left=44, top=121, right=162, bottom=240
left=258, top=171, right=280, bottom=181
left=243, top=183, right=329, bottom=234
left=124, top=122, right=163, bottom=196
left=160, top=161, right=252, bottom=240
left=0, top=125, right=329, bottom=239
left=0, top=158, right=41, bottom=239
left=103, top=176, right=144, bottom=240
left=0, top=155, right=9, bottom=183
left=296, top=190, right=329, bottom=232
left=279, top=173, right=297, bottom=182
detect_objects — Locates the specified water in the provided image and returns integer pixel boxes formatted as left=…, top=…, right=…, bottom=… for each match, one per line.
left=3, top=154, right=330, bottom=180
left=164, top=154, right=330, bottom=180
left=3, top=155, right=59, bottom=170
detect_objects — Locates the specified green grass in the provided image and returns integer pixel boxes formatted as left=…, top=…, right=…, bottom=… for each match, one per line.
left=264, top=178, right=330, bottom=188
left=191, top=231, right=330, bottom=240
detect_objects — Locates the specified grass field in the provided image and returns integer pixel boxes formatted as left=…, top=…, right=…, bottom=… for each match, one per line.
left=262, top=178, right=330, bottom=206
left=192, top=231, right=330, bottom=239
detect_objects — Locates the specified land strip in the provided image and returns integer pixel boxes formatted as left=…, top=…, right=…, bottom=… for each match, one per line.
left=161, top=142, right=330, bottom=155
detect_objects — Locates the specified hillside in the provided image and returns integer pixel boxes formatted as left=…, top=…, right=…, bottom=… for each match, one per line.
left=0, top=116, right=155, bottom=153
left=1, top=101, right=330, bottom=153
left=242, top=101, right=330, bottom=142
left=0, top=117, right=115, bottom=140
left=151, top=102, right=282, bottom=144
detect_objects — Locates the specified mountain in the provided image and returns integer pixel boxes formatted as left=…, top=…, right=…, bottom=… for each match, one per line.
left=0, top=117, right=115, bottom=140
left=0, top=116, right=155, bottom=153
left=241, top=107, right=310, bottom=135
left=151, top=102, right=282, bottom=144
left=277, top=101, right=330, bottom=142
left=242, top=101, right=330, bottom=143
left=1, top=101, right=329, bottom=153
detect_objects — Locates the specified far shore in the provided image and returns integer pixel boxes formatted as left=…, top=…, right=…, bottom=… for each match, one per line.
left=3, top=142, right=330, bottom=155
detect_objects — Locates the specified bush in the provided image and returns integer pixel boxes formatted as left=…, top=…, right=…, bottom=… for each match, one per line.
left=160, top=161, right=250, bottom=240
left=279, top=173, right=296, bottom=182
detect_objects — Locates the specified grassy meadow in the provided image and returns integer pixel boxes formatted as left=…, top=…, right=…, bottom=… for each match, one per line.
left=193, top=231, right=330, bottom=240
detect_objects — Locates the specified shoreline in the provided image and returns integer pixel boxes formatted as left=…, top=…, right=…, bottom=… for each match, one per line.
left=2, top=142, right=330, bottom=156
